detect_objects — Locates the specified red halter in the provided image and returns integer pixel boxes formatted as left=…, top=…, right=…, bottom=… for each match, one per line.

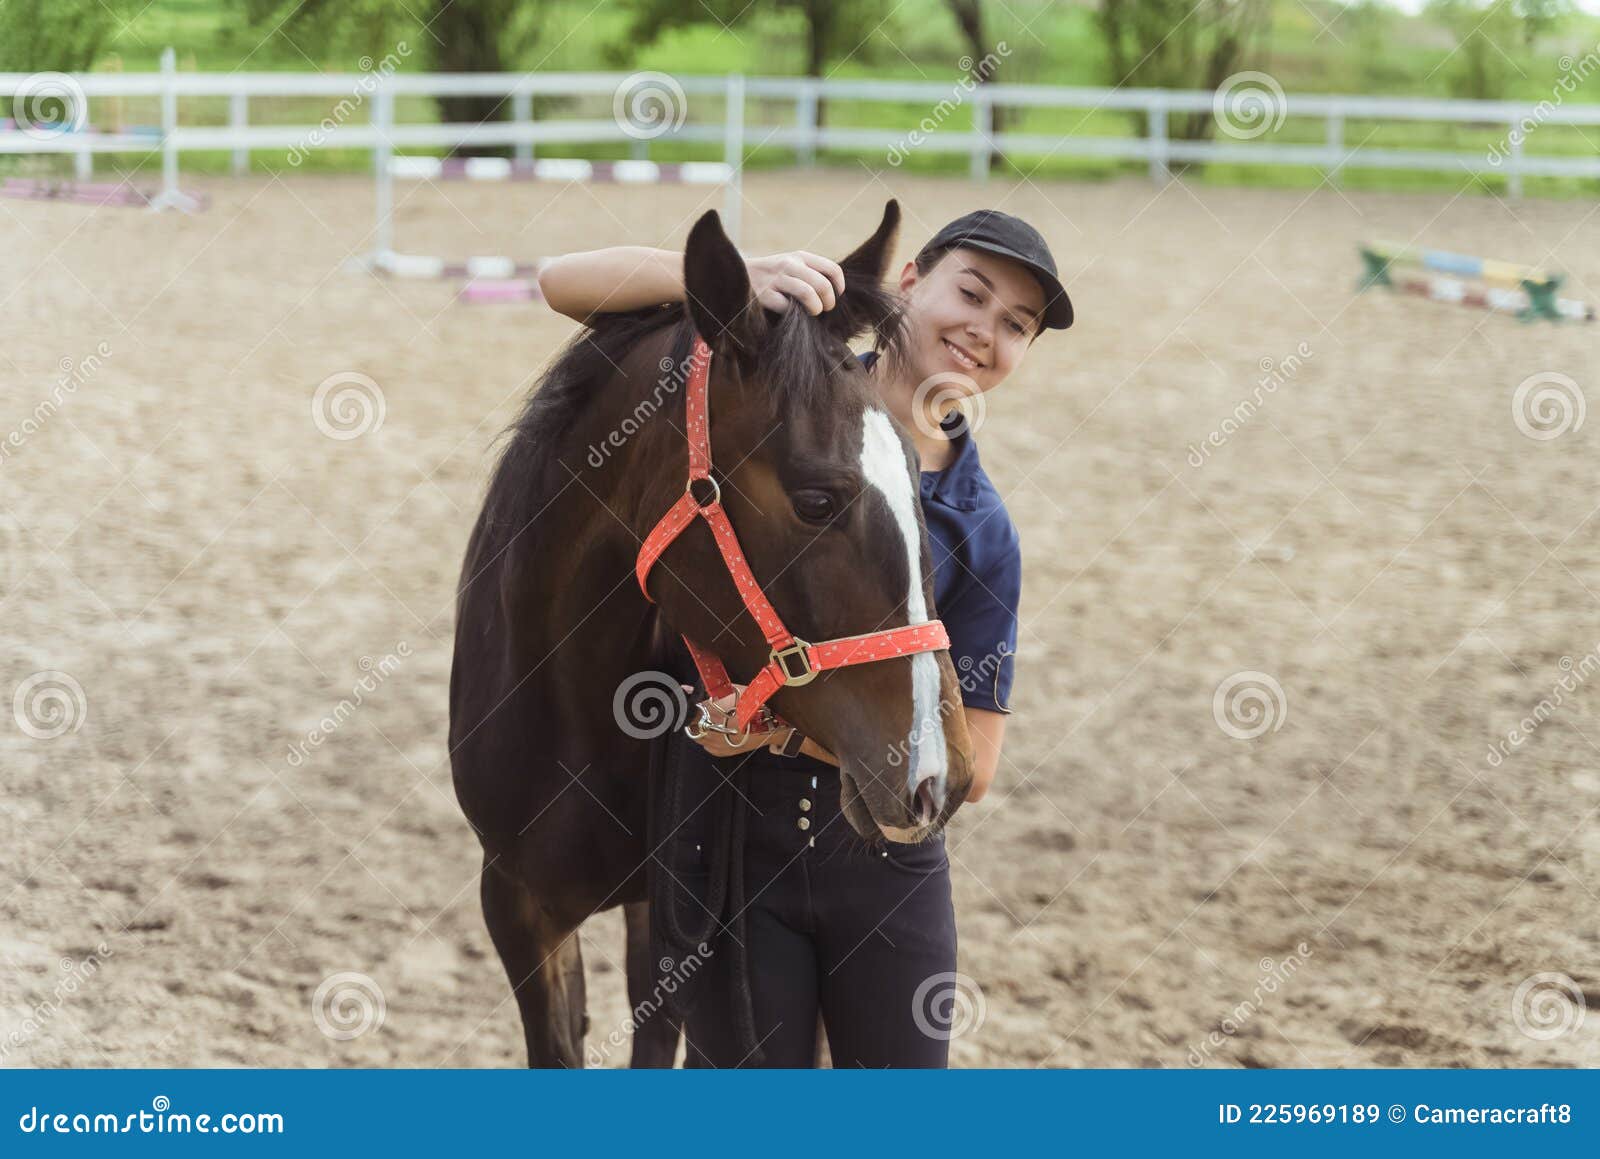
left=635, top=336, right=951, bottom=735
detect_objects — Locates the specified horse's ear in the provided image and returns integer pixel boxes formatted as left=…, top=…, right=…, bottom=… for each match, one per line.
left=821, top=199, right=902, bottom=342
left=683, top=209, right=765, bottom=370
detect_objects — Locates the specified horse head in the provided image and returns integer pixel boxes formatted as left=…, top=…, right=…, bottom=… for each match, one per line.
left=643, top=200, right=975, bottom=842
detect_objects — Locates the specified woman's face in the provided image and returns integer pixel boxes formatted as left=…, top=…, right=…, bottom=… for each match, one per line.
left=895, top=246, right=1044, bottom=399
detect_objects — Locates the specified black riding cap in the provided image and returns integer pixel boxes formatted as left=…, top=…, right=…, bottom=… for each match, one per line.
left=916, top=209, right=1074, bottom=331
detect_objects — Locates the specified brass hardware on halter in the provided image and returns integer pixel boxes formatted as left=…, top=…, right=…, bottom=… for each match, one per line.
left=770, top=640, right=817, bottom=686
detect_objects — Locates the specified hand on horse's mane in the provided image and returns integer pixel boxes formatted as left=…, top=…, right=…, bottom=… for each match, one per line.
left=746, top=251, right=847, bottom=317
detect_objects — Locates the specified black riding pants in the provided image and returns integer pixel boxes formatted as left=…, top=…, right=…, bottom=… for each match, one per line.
left=682, top=758, right=957, bottom=1068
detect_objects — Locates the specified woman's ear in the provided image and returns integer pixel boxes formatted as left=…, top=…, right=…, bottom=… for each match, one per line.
left=683, top=209, right=766, bottom=371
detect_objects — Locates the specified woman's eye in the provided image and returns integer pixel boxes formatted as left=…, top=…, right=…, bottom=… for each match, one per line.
left=1006, top=317, right=1025, bottom=334
left=960, top=288, right=980, bottom=303
left=792, top=491, right=837, bottom=524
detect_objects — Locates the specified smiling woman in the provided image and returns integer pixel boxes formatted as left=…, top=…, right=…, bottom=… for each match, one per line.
left=534, top=203, right=1073, bottom=1068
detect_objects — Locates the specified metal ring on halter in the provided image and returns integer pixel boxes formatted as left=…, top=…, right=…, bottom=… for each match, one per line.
left=683, top=700, right=775, bottom=747
left=687, top=474, right=721, bottom=510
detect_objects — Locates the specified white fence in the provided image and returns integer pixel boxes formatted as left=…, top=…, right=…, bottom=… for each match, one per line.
left=2, top=48, right=1599, bottom=206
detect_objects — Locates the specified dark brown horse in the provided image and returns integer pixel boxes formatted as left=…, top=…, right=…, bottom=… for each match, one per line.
left=448, top=200, right=974, bottom=1067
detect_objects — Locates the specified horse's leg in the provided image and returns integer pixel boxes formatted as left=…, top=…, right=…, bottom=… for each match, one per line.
left=479, top=859, right=588, bottom=1068
left=624, top=900, right=682, bottom=1067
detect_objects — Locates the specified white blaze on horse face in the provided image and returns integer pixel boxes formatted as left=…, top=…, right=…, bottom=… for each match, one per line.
left=858, top=408, right=948, bottom=806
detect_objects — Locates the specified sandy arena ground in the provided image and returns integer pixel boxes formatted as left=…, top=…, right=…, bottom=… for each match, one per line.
left=2, top=166, right=1599, bottom=1067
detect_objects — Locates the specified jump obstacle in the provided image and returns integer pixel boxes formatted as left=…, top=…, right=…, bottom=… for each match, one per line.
left=1358, top=241, right=1595, bottom=323
left=366, top=153, right=739, bottom=305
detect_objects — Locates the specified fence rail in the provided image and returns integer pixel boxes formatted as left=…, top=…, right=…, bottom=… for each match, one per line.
left=2, top=50, right=1597, bottom=202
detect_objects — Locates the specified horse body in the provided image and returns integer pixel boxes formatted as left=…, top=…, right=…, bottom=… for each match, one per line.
left=449, top=201, right=975, bottom=1066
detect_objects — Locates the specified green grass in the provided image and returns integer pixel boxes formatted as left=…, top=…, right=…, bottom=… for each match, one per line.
left=19, top=0, right=1600, bottom=198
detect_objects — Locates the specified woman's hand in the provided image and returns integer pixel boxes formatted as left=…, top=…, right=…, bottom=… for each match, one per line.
left=681, top=683, right=786, bottom=758
left=745, top=252, right=846, bottom=316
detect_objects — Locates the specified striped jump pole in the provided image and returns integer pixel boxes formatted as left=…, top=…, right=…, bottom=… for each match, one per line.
left=366, top=147, right=740, bottom=290
left=1358, top=242, right=1593, bottom=324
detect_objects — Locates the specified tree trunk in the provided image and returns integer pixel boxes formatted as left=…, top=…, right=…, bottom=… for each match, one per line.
left=945, top=0, right=1007, bottom=171
left=429, top=0, right=507, bottom=156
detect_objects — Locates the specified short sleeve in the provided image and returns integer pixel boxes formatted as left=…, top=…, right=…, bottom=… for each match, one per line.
left=942, top=525, right=1021, bottom=714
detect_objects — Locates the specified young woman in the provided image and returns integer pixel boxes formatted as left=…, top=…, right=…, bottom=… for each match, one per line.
left=537, top=210, right=1072, bottom=1067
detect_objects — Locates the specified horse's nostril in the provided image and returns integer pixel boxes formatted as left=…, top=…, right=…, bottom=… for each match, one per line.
left=914, top=778, right=943, bottom=824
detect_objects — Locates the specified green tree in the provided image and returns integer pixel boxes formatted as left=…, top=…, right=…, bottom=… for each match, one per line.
left=0, top=0, right=126, bottom=71
left=1096, top=0, right=1272, bottom=142
left=1426, top=0, right=1524, bottom=100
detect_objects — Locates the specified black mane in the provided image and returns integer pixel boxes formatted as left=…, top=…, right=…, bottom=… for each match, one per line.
left=481, top=279, right=909, bottom=534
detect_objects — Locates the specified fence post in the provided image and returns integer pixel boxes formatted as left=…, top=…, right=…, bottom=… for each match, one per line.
left=513, top=89, right=532, bottom=165
left=75, top=94, right=92, bottom=179
left=724, top=72, right=744, bottom=243
left=373, top=78, right=395, bottom=261
left=230, top=90, right=248, bottom=175
left=1148, top=95, right=1168, bottom=185
left=148, top=46, right=197, bottom=212
left=1325, top=109, right=1343, bottom=188
left=971, top=90, right=992, bottom=180
left=797, top=82, right=817, bottom=167
left=1507, top=122, right=1523, bottom=199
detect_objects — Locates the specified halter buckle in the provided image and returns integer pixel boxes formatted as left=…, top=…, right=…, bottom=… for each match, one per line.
left=770, top=639, right=816, bottom=686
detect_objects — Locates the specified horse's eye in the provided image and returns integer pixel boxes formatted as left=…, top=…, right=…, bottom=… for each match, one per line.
left=792, top=490, right=837, bottom=525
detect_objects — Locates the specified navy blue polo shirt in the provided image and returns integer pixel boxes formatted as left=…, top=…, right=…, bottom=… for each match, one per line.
left=859, top=350, right=1020, bottom=714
